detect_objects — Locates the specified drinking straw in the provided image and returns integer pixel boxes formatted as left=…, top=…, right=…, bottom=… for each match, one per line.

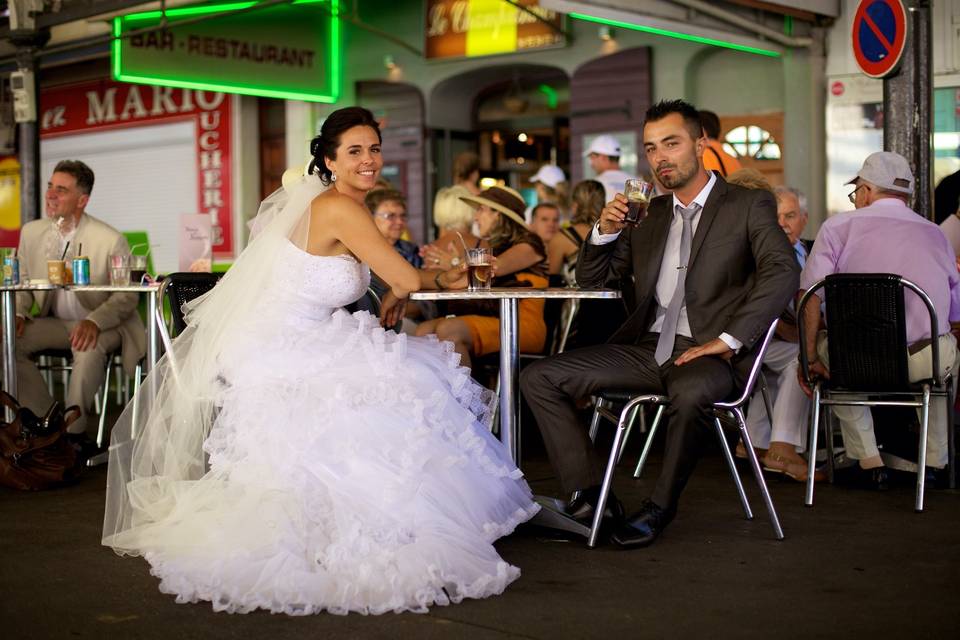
left=455, top=231, right=470, bottom=256
left=60, top=242, right=70, bottom=261
left=77, top=243, right=82, bottom=257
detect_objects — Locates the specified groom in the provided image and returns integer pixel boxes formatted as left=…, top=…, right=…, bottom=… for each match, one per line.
left=521, top=99, right=799, bottom=547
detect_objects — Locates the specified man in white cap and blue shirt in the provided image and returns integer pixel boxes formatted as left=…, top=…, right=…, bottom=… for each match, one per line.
left=800, top=150, right=960, bottom=489
left=584, top=134, right=634, bottom=202
left=526, top=164, right=567, bottom=224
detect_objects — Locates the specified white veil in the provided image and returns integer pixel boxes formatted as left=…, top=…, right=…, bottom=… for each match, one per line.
left=102, top=174, right=327, bottom=552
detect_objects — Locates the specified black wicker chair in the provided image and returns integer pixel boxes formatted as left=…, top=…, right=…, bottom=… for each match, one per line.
left=798, top=273, right=955, bottom=512
left=157, top=272, right=224, bottom=336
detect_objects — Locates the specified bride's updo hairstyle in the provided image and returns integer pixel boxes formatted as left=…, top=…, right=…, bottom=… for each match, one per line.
left=308, top=106, right=383, bottom=185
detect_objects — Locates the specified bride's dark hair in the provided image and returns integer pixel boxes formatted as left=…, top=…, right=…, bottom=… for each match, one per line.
left=308, top=107, right=383, bottom=185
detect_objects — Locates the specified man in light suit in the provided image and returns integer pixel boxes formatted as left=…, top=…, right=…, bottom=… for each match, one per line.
left=521, top=100, right=799, bottom=547
left=15, top=160, right=145, bottom=441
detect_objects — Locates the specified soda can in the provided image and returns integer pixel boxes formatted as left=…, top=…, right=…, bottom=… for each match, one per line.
left=2, top=255, right=19, bottom=286
left=72, top=256, right=90, bottom=285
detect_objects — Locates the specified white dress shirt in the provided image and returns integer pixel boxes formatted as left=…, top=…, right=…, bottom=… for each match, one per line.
left=589, top=172, right=742, bottom=351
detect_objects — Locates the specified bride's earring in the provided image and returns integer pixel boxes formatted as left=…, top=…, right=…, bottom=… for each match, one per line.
left=331, top=172, right=337, bottom=182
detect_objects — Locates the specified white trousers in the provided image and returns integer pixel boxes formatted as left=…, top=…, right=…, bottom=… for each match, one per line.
left=819, top=332, right=957, bottom=469
left=15, top=317, right=122, bottom=435
left=746, top=339, right=810, bottom=450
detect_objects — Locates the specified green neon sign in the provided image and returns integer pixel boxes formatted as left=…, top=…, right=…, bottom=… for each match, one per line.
left=570, top=12, right=781, bottom=58
left=112, top=0, right=341, bottom=102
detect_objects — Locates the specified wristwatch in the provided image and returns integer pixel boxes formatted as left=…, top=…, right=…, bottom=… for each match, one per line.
left=450, top=256, right=462, bottom=268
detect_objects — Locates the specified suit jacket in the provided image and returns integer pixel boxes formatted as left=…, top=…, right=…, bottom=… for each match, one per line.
left=576, top=175, right=800, bottom=377
left=16, top=214, right=146, bottom=375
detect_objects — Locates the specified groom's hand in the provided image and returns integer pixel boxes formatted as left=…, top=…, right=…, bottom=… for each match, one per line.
left=673, top=338, right=733, bottom=366
left=598, top=194, right=629, bottom=235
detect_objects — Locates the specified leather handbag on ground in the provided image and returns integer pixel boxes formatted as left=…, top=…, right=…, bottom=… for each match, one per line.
left=0, top=391, right=83, bottom=491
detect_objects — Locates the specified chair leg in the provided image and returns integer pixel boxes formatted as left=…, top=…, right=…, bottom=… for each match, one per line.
left=714, top=415, right=753, bottom=520
left=734, top=407, right=784, bottom=540
left=557, top=299, right=578, bottom=354
left=916, top=385, right=931, bottom=513
left=805, top=385, right=821, bottom=507
left=490, top=371, right=501, bottom=436
left=131, top=363, right=143, bottom=440
left=588, top=397, right=605, bottom=442
left=95, top=358, right=113, bottom=449
left=588, top=403, right=634, bottom=548
left=947, top=385, right=956, bottom=491
left=759, top=372, right=775, bottom=427
left=825, top=405, right=836, bottom=485
left=617, top=405, right=642, bottom=463
left=633, top=404, right=665, bottom=478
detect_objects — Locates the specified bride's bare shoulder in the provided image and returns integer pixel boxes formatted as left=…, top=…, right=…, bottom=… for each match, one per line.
left=309, top=189, right=368, bottom=224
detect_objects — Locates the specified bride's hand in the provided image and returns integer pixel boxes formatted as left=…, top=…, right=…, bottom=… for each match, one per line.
left=380, top=290, right=408, bottom=329
left=438, top=263, right=469, bottom=290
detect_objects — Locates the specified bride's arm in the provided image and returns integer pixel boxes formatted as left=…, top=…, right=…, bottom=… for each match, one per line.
left=327, top=198, right=421, bottom=298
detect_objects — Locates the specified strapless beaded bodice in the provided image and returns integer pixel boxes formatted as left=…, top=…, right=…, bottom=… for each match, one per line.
left=263, top=242, right=371, bottom=320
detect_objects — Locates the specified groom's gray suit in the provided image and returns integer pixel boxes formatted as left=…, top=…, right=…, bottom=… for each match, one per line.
left=521, top=174, right=800, bottom=509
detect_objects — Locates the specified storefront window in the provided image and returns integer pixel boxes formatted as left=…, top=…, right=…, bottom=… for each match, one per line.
left=934, top=87, right=960, bottom=185
left=826, top=84, right=960, bottom=218
left=722, top=125, right=781, bottom=160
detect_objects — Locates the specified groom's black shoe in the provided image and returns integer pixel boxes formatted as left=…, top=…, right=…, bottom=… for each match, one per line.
left=564, top=485, right=624, bottom=526
left=611, top=499, right=675, bottom=548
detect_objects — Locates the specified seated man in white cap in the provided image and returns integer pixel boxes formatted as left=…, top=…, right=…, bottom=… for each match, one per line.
left=584, top=135, right=635, bottom=202
left=800, top=151, right=960, bottom=489
left=525, top=164, right=568, bottom=224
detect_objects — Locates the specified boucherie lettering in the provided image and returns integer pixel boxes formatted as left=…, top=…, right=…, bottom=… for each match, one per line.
left=130, top=31, right=315, bottom=69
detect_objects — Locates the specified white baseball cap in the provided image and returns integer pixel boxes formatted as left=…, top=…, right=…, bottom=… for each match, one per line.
left=583, top=134, right=621, bottom=158
left=529, top=164, right=566, bottom=188
left=846, top=151, right=914, bottom=195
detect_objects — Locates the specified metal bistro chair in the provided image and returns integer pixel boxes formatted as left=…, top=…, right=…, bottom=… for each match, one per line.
left=586, top=319, right=785, bottom=547
left=158, top=272, right=224, bottom=336
left=798, top=274, right=955, bottom=513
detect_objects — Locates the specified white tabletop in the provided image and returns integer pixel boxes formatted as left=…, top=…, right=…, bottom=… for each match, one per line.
left=411, top=287, right=622, bottom=301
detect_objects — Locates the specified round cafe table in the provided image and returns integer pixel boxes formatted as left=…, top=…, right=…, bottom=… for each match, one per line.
left=0, top=283, right=163, bottom=420
left=411, top=287, right=622, bottom=536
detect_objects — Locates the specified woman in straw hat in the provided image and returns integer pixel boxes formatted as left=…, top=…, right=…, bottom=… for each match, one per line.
left=416, top=185, right=548, bottom=369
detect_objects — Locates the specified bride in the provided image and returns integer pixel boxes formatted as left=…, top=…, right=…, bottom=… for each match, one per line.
left=102, top=107, right=539, bottom=615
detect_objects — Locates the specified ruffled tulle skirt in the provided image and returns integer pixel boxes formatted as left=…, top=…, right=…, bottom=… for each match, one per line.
left=124, top=309, right=538, bottom=615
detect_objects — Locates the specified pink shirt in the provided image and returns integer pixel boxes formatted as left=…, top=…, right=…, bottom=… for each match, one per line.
left=801, top=198, right=960, bottom=343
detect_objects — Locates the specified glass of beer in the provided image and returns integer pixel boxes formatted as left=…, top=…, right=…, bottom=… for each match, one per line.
left=47, top=260, right=66, bottom=285
left=466, top=247, right=492, bottom=291
left=624, top=179, right=654, bottom=225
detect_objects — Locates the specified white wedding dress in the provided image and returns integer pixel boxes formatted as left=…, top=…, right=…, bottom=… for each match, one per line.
left=103, top=207, right=539, bottom=614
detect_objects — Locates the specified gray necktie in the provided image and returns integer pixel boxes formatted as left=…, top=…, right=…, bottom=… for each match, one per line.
left=655, top=204, right=700, bottom=365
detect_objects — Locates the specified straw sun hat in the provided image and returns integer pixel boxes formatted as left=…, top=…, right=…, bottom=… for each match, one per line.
left=459, top=185, right=528, bottom=228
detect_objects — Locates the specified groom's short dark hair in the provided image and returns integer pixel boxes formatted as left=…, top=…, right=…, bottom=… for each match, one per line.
left=644, top=100, right=703, bottom=141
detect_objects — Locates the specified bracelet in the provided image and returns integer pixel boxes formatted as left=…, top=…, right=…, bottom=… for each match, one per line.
left=434, top=271, right=446, bottom=289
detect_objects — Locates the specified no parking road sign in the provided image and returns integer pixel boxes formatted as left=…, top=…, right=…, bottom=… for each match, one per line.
left=852, top=0, right=908, bottom=78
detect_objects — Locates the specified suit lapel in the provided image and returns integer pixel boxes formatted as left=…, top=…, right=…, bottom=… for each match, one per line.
left=687, top=177, right=727, bottom=267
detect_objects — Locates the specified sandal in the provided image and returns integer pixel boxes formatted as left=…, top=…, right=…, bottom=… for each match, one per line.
left=763, top=452, right=826, bottom=482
